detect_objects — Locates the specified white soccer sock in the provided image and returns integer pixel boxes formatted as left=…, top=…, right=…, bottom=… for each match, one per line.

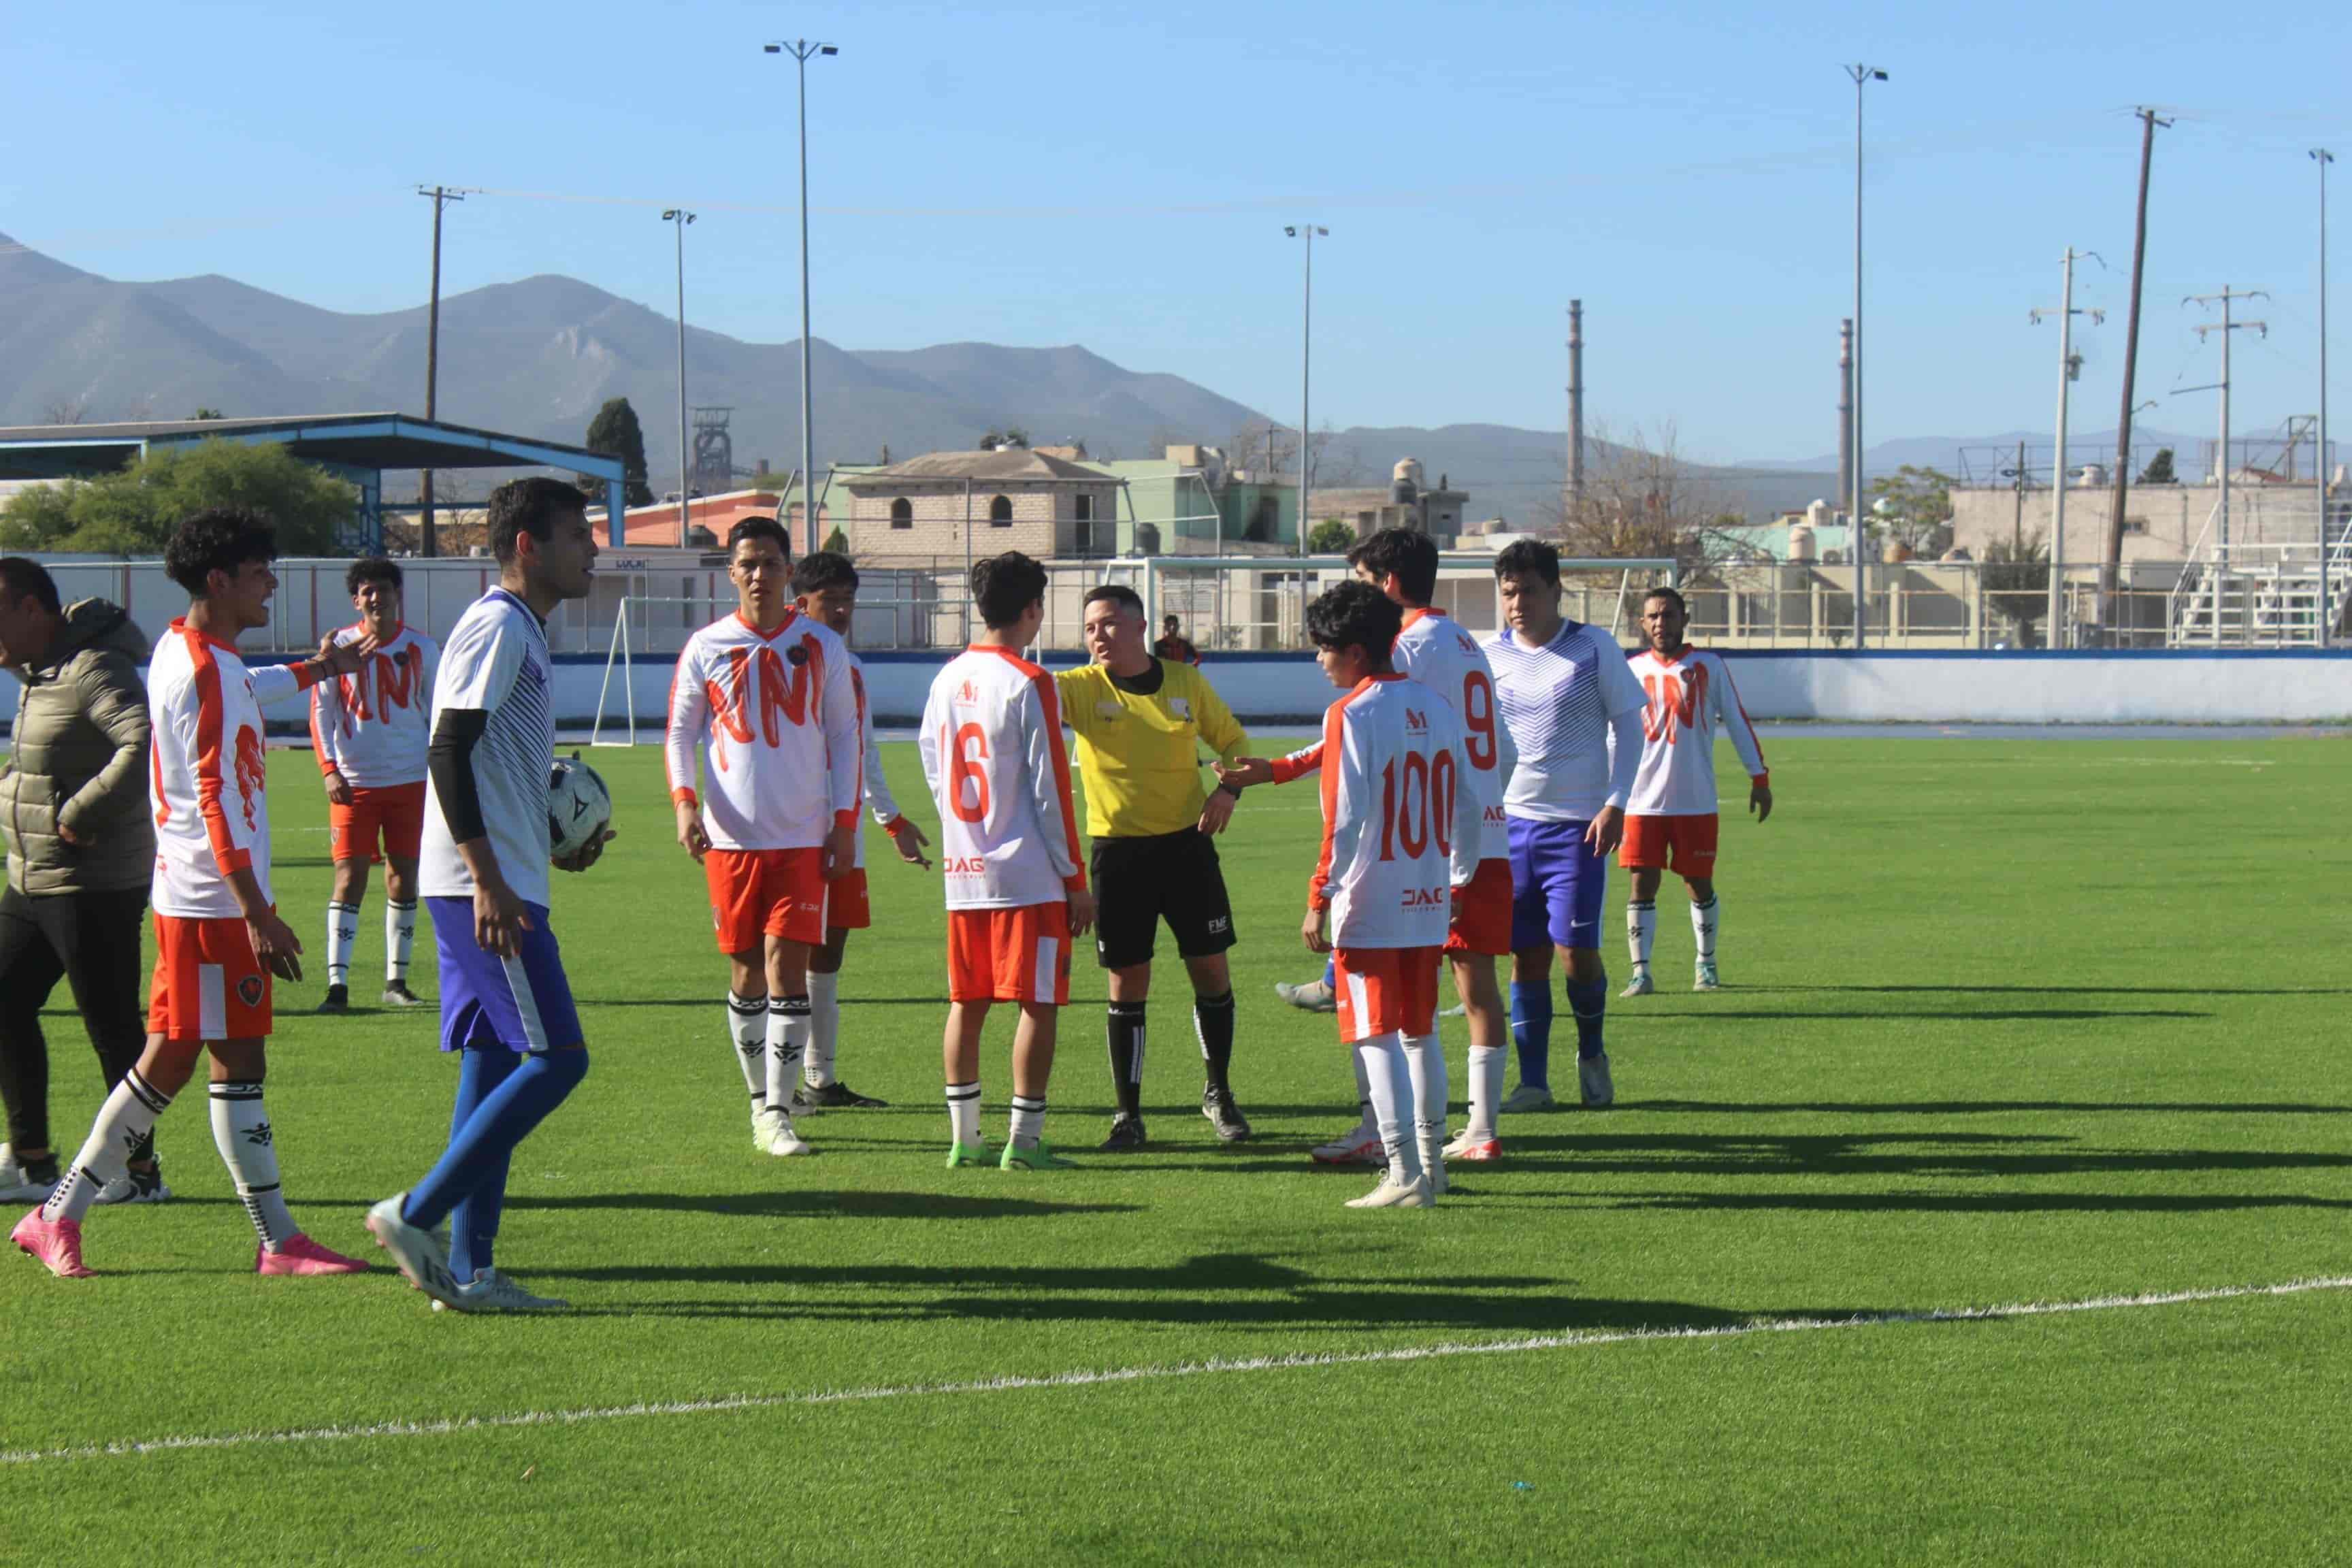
left=1009, top=1094, right=1047, bottom=1150
left=43, top=1067, right=169, bottom=1225
left=765, top=996, right=811, bottom=1111
left=946, top=1081, right=982, bottom=1146
left=325, top=900, right=359, bottom=987
left=386, top=900, right=418, bottom=984
left=1690, top=896, right=1719, bottom=964
left=1401, top=1032, right=1448, bottom=1181
left=208, top=1082, right=297, bottom=1250
left=727, top=992, right=767, bottom=1107
left=1467, top=1045, right=1506, bottom=1140
left=806, top=971, right=840, bottom=1088
left=1348, top=1043, right=1376, bottom=1134
left=1352, top=1032, right=1421, bottom=1186
left=1627, top=899, right=1657, bottom=973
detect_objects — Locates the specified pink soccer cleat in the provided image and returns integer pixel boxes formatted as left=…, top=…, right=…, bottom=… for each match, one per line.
left=1309, top=1124, right=1385, bottom=1166
left=1443, top=1131, right=1503, bottom=1162
left=12, top=1208, right=93, bottom=1279
left=257, top=1232, right=370, bottom=1276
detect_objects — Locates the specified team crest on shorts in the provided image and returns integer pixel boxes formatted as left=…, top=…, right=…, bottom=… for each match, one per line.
left=237, top=975, right=265, bottom=1008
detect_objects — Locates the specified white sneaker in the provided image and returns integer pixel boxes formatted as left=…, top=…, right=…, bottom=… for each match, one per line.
left=0, top=1145, right=52, bottom=1203
left=1275, top=978, right=1337, bottom=1013
left=1345, top=1173, right=1433, bottom=1209
left=1437, top=1002, right=1467, bottom=1019
left=91, top=1164, right=171, bottom=1205
left=762, top=1113, right=813, bottom=1157
left=365, top=1193, right=466, bottom=1308
left=1578, top=1052, right=1615, bottom=1108
left=1693, top=963, right=1720, bottom=992
left=1620, top=971, right=1654, bottom=998
left=1499, top=1083, right=1555, bottom=1114
left=432, top=1267, right=569, bottom=1314
left=1309, top=1124, right=1384, bottom=1165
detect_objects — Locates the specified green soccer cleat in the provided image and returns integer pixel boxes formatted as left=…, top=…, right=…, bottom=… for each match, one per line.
left=944, top=1141, right=992, bottom=1169
left=1000, top=1139, right=1077, bottom=1171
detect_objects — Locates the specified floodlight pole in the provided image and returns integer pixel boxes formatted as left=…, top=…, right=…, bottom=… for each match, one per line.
left=1846, top=65, right=1886, bottom=649
left=1286, top=223, right=1326, bottom=557
left=767, top=39, right=838, bottom=553
left=664, top=208, right=697, bottom=549
left=416, top=184, right=475, bottom=557
left=2317, top=148, right=2336, bottom=647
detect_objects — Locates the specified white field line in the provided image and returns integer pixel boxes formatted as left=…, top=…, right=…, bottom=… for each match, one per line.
left=6, top=1274, right=2347, bottom=1468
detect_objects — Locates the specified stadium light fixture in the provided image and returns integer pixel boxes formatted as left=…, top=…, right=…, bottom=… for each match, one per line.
left=765, top=39, right=841, bottom=553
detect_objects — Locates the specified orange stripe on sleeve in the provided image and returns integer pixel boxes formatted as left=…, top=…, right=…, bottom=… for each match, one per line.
left=186, top=635, right=250, bottom=876
left=1307, top=700, right=1347, bottom=908
left=1030, top=669, right=1088, bottom=892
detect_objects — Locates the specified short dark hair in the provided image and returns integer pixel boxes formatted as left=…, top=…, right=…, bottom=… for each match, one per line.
left=488, top=477, right=588, bottom=566
left=1084, top=584, right=1144, bottom=619
left=1347, top=527, right=1439, bottom=604
left=165, top=507, right=278, bottom=596
left=1305, top=580, right=1401, bottom=659
left=791, top=550, right=859, bottom=595
left=1493, top=538, right=1561, bottom=589
left=346, top=555, right=403, bottom=597
left=728, top=515, right=792, bottom=557
left=1162, top=614, right=1179, bottom=629
left=1644, top=585, right=1688, bottom=614
left=971, top=551, right=1048, bottom=630
left=0, top=557, right=61, bottom=615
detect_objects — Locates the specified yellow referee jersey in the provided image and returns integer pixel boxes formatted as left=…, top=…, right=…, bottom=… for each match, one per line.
left=1056, top=659, right=1249, bottom=838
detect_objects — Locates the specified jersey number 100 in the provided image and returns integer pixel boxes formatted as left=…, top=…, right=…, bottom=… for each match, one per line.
left=1377, top=749, right=1456, bottom=861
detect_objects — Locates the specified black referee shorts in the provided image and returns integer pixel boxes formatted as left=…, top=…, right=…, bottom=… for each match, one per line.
left=1088, top=829, right=1239, bottom=970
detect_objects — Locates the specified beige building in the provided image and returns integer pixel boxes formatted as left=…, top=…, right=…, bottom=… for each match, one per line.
left=841, top=448, right=1120, bottom=563
left=1308, top=459, right=1467, bottom=546
left=1947, top=480, right=2333, bottom=567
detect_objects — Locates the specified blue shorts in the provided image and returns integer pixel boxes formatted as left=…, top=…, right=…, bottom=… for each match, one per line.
left=427, top=897, right=584, bottom=1054
left=1507, top=817, right=1609, bottom=953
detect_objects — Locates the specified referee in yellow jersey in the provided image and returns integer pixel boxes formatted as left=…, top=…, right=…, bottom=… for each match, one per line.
left=1057, top=585, right=1252, bottom=1150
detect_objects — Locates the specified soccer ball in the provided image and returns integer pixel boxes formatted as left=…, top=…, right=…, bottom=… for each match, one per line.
left=547, top=754, right=612, bottom=862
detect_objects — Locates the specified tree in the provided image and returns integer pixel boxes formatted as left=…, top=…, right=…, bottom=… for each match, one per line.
left=189, top=408, right=224, bottom=421
left=979, top=427, right=1030, bottom=451
left=1980, top=531, right=2051, bottom=647
left=821, top=525, right=849, bottom=555
left=2137, top=446, right=2176, bottom=485
left=1867, top=465, right=1957, bottom=556
left=1306, top=518, right=1357, bottom=554
left=0, top=439, right=358, bottom=557
left=1546, top=422, right=1742, bottom=589
left=578, top=398, right=655, bottom=508
left=42, top=397, right=88, bottom=425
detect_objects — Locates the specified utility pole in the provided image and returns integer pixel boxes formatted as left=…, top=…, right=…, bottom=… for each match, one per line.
left=2316, top=148, right=2336, bottom=647
left=2034, top=249, right=2104, bottom=645
left=1566, top=299, right=1586, bottom=514
left=1836, top=318, right=1853, bottom=512
left=2184, top=286, right=2268, bottom=573
left=662, top=209, right=698, bottom=549
left=1845, top=64, right=1887, bottom=650
left=416, top=185, right=476, bottom=557
left=1285, top=224, right=1327, bottom=557
left=2103, top=108, right=2169, bottom=634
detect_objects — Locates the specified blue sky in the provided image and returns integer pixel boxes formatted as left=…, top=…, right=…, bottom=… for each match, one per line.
left=9, top=0, right=2347, bottom=466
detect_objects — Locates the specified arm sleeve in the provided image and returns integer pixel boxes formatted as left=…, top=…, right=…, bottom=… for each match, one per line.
left=1023, top=674, right=1086, bottom=892
left=427, top=708, right=490, bottom=846
left=859, top=675, right=904, bottom=828
left=917, top=688, right=944, bottom=804
left=1190, top=671, right=1249, bottom=763
left=186, top=655, right=249, bottom=877
left=1269, top=739, right=1326, bottom=785
left=820, top=640, right=862, bottom=828
left=663, top=644, right=706, bottom=807
left=1605, top=706, right=1642, bottom=809
left=57, top=651, right=152, bottom=834
left=1052, top=668, right=1088, bottom=736
left=1444, top=714, right=1481, bottom=888
left=1306, top=704, right=1354, bottom=909
left=309, top=668, right=347, bottom=777
left=1712, top=656, right=1769, bottom=781
left=248, top=661, right=315, bottom=706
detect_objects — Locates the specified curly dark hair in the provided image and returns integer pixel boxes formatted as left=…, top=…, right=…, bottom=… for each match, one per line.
left=1346, top=527, right=1439, bottom=604
left=971, top=551, right=1048, bottom=630
left=488, top=477, right=588, bottom=566
left=165, top=508, right=278, bottom=596
left=345, top=555, right=403, bottom=596
left=791, top=550, right=859, bottom=596
left=1305, top=580, right=1401, bottom=661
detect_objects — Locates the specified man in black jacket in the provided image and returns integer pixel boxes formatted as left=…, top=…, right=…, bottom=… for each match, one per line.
left=0, top=559, right=164, bottom=1203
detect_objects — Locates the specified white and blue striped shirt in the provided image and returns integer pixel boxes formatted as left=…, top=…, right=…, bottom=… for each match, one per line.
left=1482, top=618, right=1646, bottom=823
left=420, top=588, right=555, bottom=907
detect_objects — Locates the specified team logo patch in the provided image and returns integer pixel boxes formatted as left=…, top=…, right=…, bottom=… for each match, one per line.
left=236, top=975, right=265, bottom=1008
left=1095, top=700, right=1122, bottom=719
left=1168, top=696, right=1192, bottom=720
left=786, top=644, right=809, bottom=666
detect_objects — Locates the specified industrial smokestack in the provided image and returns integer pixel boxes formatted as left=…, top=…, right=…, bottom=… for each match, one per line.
left=1837, top=318, right=1854, bottom=516
left=1566, top=299, right=1585, bottom=512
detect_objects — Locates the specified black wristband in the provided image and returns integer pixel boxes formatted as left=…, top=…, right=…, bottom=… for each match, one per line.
left=1218, top=779, right=1243, bottom=799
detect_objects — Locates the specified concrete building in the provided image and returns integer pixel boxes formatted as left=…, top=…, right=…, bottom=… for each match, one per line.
left=1086, top=444, right=1298, bottom=555
left=840, top=448, right=1120, bottom=564
left=1307, top=459, right=1467, bottom=546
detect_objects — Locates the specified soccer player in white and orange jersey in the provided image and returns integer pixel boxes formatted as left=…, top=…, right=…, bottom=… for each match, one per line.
left=310, top=555, right=438, bottom=1012
left=1296, top=581, right=1480, bottom=1209
left=666, top=517, right=861, bottom=1158
left=1620, top=586, right=1771, bottom=996
left=792, top=549, right=933, bottom=1111
left=918, top=551, right=1095, bottom=1172
left=12, top=508, right=372, bottom=1280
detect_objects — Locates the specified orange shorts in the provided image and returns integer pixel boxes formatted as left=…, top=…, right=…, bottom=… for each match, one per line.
left=148, top=913, right=272, bottom=1043
left=1333, top=945, right=1443, bottom=1044
left=330, top=780, right=427, bottom=864
left=706, top=847, right=828, bottom=952
left=947, top=903, right=1072, bottom=1005
left=1443, top=857, right=1514, bottom=957
left=1618, top=813, right=1719, bottom=879
left=828, top=868, right=871, bottom=931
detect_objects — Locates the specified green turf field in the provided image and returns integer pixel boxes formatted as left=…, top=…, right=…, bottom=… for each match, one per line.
left=3, top=733, right=2350, bottom=1564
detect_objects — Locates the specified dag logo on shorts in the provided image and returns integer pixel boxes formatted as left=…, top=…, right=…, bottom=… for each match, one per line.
left=237, top=975, right=265, bottom=1009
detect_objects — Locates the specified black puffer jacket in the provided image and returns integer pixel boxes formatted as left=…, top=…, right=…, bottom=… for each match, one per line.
left=0, top=598, right=154, bottom=896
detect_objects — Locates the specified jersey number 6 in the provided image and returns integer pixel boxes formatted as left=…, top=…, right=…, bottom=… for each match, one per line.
left=946, top=722, right=991, bottom=823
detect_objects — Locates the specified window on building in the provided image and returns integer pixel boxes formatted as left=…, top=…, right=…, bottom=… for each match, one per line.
left=889, top=497, right=913, bottom=529
left=1247, top=495, right=1279, bottom=542
left=1074, top=493, right=1094, bottom=522
left=2123, top=517, right=2149, bottom=536
left=1073, top=493, right=1097, bottom=554
left=990, top=495, right=1013, bottom=527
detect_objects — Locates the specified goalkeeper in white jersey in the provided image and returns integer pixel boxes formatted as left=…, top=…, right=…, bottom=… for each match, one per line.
left=1620, top=587, right=1772, bottom=994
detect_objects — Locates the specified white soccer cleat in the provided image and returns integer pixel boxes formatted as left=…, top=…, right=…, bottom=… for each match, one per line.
left=752, top=1105, right=787, bottom=1150
left=365, top=1194, right=465, bottom=1309
left=762, top=1113, right=813, bottom=1157
left=1693, top=963, right=1720, bottom=992
left=0, top=1145, right=52, bottom=1203
left=1443, top=1128, right=1502, bottom=1162
left=1620, top=971, right=1654, bottom=998
left=1578, top=1052, right=1615, bottom=1109
left=1499, top=1083, right=1554, bottom=1114
left=1345, top=1173, right=1433, bottom=1209
left=1309, top=1124, right=1384, bottom=1165
left=431, top=1267, right=569, bottom=1314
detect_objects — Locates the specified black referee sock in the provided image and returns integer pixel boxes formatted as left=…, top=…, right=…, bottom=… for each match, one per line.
left=1107, top=1002, right=1147, bottom=1117
left=1193, top=991, right=1236, bottom=1094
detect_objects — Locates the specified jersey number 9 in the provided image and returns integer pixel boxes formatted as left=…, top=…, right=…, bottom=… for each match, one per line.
left=1461, top=674, right=1497, bottom=770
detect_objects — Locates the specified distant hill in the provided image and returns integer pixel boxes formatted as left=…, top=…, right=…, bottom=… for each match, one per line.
left=1742, top=427, right=2210, bottom=483
left=2, top=234, right=1838, bottom=521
